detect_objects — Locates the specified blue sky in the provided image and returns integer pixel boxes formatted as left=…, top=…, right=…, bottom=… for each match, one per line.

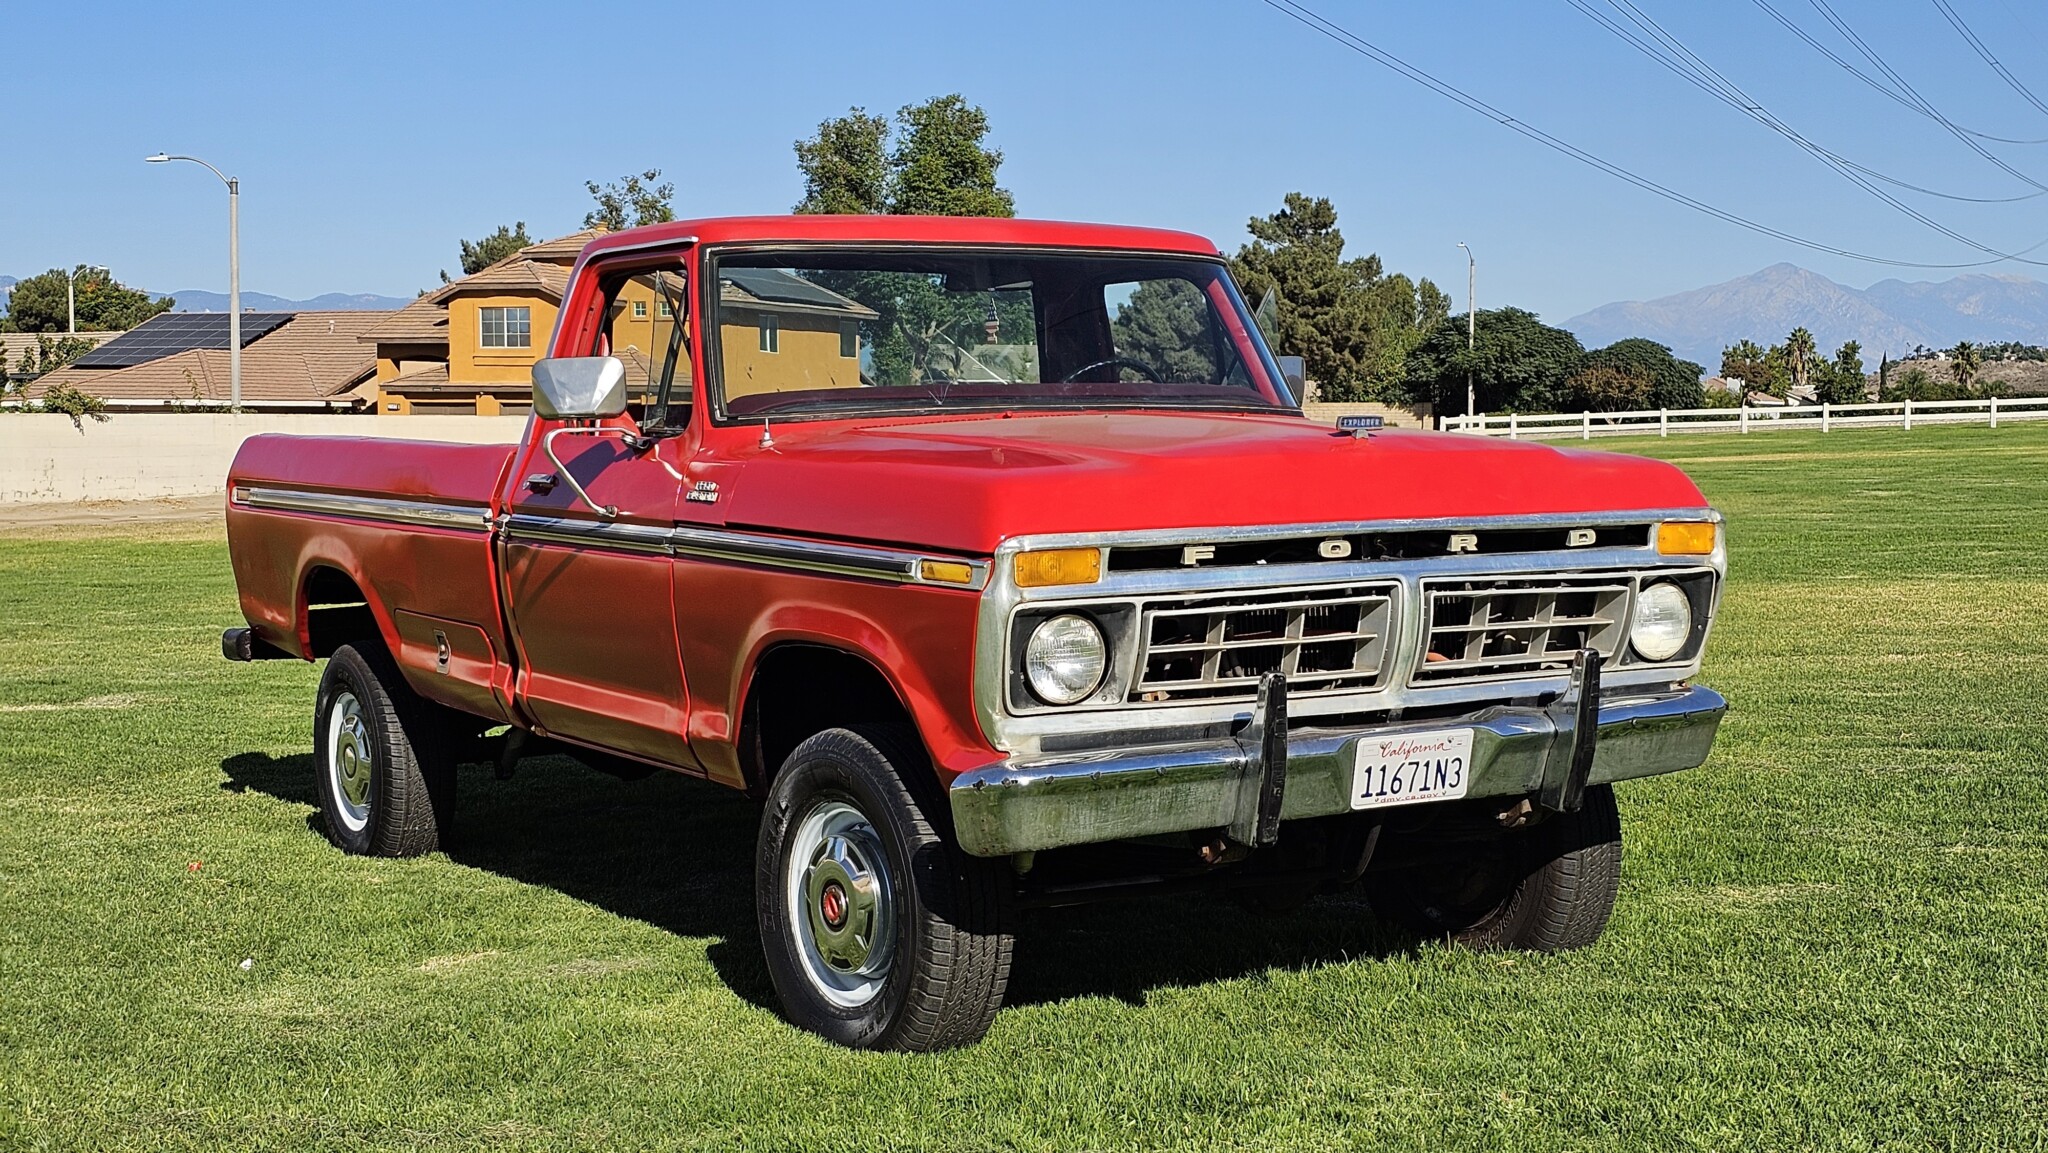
left=10, top=0, right=2048, bottom=322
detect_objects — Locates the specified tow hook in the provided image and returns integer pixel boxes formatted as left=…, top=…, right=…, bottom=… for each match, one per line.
left=1496, top=798, right=1541, bottom=829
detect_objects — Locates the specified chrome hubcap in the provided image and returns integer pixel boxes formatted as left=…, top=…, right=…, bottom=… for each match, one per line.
left=326, top=691, right=372, bottom=832
left=786, top=800, right=895, bottom=1007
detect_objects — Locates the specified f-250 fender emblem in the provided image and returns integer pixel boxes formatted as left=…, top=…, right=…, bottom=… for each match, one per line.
left=686, top=481, right=720, bottom=504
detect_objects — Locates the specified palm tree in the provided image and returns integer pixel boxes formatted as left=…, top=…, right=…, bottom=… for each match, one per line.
left=1784, top=327, right=1817, bottom=398
left=1950, top=340, right=1982, bottom=390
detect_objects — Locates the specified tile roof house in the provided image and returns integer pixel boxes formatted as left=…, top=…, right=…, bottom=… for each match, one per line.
left=363, top=229, right=602, bottom=416
left=25, top=311, right=390, bottom=410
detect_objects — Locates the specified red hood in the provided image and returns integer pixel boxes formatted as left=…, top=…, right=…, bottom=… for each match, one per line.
left=719, top=410, right=1708, bottom=554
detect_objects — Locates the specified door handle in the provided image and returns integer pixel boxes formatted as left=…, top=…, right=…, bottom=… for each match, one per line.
left=524, top=472, right=558, bottom=493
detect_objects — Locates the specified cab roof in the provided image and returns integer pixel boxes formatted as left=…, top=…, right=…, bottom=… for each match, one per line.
left=577, top=215, right=1224, bottom=262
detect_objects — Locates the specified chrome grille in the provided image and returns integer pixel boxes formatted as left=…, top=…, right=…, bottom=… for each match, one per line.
left=1415, top=575, right=1630, bottom=683
left=1132, top=583, right=1395, bottom=703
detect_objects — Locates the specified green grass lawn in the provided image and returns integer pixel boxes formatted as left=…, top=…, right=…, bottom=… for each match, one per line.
left=3, top=424, right=2046, bottom=1151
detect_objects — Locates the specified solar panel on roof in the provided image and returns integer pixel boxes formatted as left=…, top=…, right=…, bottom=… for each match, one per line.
left=719, top=267, right=856, bottom=310
left=72, top=311, right=296, bottom=368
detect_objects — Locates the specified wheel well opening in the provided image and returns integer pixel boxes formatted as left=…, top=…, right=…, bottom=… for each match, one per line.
left=302, top=566, right=380, bottom=659
left=741, top=644, right=916, bottom=795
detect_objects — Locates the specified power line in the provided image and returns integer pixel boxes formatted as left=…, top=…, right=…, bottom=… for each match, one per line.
left=1573, top=0, right=2042, bottom=204
left=1803, top=0, right=2048, bottom=192
left=1750, top=0, right=2048, bottom=144
left=1255, top=0, right=2047, bottom=269
left=1928, top=0, right=2048, bottom=120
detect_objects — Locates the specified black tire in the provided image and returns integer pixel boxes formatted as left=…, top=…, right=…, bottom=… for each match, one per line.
left=1366, top=785, right=1622, bottom=952
left=312, top=643, right=456, bottom=857
left=756, top=725, right=1014, bottom=1051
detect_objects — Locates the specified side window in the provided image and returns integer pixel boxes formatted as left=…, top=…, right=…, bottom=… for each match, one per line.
left=596, top=265, right=692, bottom=429
left=1104, top=278, right=1225, bottom=384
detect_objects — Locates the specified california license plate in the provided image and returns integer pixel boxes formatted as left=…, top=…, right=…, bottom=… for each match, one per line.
left=1350, top=729, right=1475, bottom=811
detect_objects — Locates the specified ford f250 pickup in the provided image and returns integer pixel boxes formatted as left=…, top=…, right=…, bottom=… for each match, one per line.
left=222, top=215, right=1726, bottom=1051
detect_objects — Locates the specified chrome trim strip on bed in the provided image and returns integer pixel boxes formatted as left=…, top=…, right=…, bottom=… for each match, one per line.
left=230, top=485, right=492, bottom=532
left=499, top=513, right=991, bottom=588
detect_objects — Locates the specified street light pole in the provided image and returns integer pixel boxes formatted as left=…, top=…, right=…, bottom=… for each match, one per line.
left=1457, top=242, right=1476, bottom=418
left=147, top=153, right=240, bottom=410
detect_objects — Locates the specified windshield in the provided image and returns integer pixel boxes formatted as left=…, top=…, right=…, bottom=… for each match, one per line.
left=707, top=248, right=1292, bottom=420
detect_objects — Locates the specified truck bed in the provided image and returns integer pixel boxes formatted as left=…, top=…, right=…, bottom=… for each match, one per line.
left=225, top=433, right=519, bottom=720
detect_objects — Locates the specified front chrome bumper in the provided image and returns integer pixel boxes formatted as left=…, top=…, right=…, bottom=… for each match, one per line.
left=948, top=680, right=1726, bottom=858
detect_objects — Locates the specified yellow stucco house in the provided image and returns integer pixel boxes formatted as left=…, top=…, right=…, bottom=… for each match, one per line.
left=365, top=231, right=876, bottom=416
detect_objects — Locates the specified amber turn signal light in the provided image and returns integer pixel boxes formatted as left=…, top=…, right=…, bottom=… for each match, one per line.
left=917, top=559, right=977, bottom=585
left=1657, top=521, right=1717, bottom=555
left=1013, top=548, right=1102, bottom=588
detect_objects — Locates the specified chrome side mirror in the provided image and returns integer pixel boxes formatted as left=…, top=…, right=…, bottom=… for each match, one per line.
left=532, top=356, right=627, bottom=420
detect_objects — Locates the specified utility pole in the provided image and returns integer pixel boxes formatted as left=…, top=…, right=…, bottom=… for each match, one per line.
left=64, top=265, right=107, bottom=336
left=1457, top=242, right=1476, bottom=417
left=147, top=153, right=241, bottom=410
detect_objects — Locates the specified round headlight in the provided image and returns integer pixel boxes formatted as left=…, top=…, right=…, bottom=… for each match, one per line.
left=1630, top=581, right=1693, bottom=662
left=1024, top=614, right=1107, bottom=705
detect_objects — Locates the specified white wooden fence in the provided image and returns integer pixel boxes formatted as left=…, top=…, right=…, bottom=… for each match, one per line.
left=1439, top=396, right=2048, bottom=438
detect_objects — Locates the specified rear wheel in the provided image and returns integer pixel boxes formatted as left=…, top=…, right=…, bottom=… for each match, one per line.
left=313, top=644, right=456, bottom=857
left=1366, top=785, right=1622, bottom=952
left=756, top=725, right=1014, bottom=1051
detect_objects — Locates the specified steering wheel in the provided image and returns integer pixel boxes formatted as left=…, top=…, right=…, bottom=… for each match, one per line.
left=1060, top=356, right=1164, bottom=384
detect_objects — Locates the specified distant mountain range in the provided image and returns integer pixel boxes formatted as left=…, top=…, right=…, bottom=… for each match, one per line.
left=0, top=276, right=408, bottom=319
left=156, top=289, right=413, bottom=313
left=1565, top=264, right=2048, bottom=368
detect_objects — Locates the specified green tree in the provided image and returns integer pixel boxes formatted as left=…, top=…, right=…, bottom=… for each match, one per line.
left=2, top=267, right=171, bottom=333
left=794, top=108, right=891, bottom=215
left=1814, top=340, right=1866, bottom=405
left=442, top=221, right=533, bottom=282
left=1578, top=338, right=1704, bottom=409
left=1783, top=327, right=1817, bottom=397
left=1229, top=194, right=1445, bottom=403
left=794, top=96, right=1013, bottom=219
left=1563, top=363, right=1653, bottom=412
left=1402, top=306, right=1585, bottom=414
left=1720, top=340, right=1768, bottom=393
left=584, top=170, right=675, bottom=231
left=886, top=95, right=1013, bottom=218
left=1949, top=340, right=1981, bottom=390
left=1880, top=364, right=1962, bottom=401
left=1111, top=279, right=1225, bottom=382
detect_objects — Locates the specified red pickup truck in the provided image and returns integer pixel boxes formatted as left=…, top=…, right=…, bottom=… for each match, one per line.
left=223, top=215, right=1726, bottom=1050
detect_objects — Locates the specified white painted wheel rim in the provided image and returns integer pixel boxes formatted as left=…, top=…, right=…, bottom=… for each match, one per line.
left=326, top=690, right=372, bottom=833
left=785, top=799, right=896, bottom=1009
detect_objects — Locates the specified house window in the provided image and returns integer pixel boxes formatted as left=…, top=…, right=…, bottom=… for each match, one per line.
left=480, top=306, right=532, bottom=349
left=633, top=300, right=648, bottom=318
left=840, top=320, right=858, bottom=358
left=759, top=314, right=779, bottom=353
left=657, top=300, right=672, bottom=318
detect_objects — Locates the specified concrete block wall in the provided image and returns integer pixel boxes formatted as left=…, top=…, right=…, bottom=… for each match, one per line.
left=0, top=414, right=528, bottom=504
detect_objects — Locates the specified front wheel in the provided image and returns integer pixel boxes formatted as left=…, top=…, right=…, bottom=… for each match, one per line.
left=1366, top=785, right=1623, bottom=952
left=756, top=725, right=1014, bottom=1051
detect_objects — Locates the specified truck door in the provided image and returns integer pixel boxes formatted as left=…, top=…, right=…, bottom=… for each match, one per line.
left=499, top=263, right=698, bottom=769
